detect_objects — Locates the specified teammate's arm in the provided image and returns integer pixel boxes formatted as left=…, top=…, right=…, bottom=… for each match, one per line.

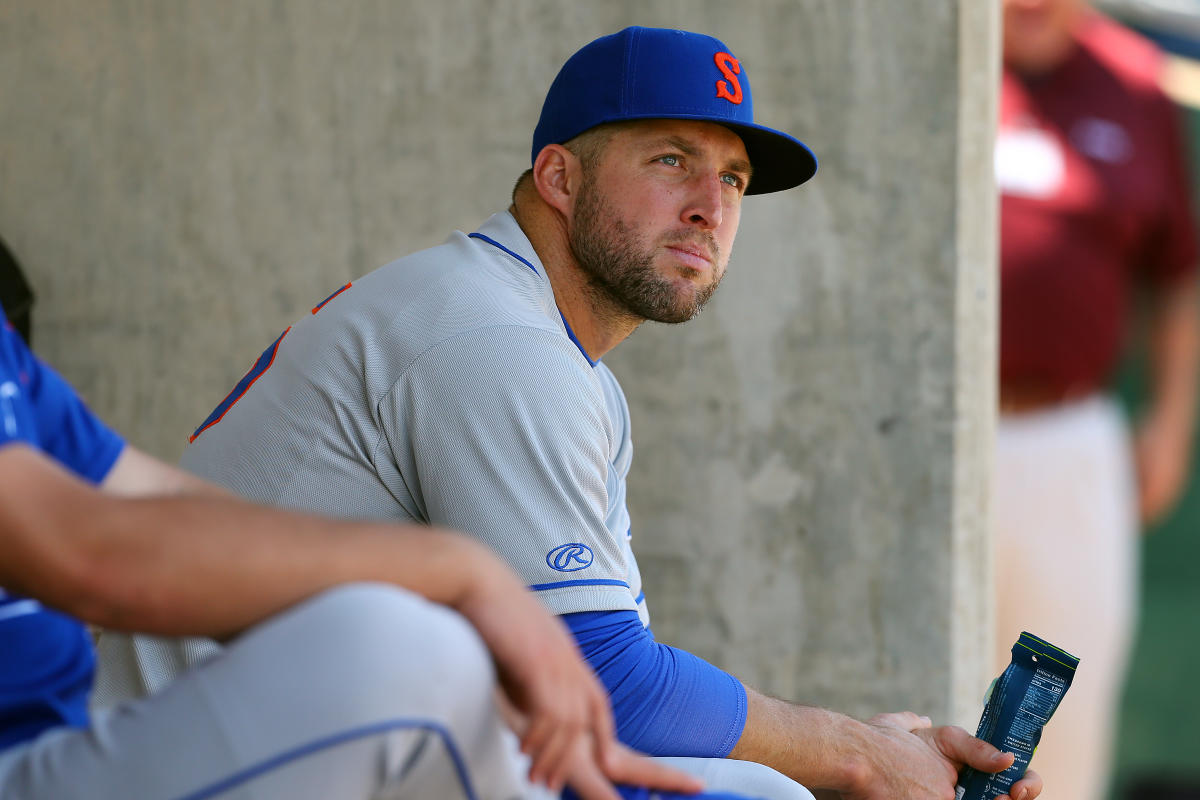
left=101, top=443, right=231, bottom=497
left=0, top=442, right=701, bottom=799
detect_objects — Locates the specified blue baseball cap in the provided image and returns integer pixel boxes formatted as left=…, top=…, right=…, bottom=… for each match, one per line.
left=532, top=26, right=817, bottom=195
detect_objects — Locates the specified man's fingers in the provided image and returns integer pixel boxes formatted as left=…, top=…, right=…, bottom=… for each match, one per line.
left=520, top=714, right=551, bottom=754
left=588, top=686, right=617, bottom=753
left=931, top=725, right=1015, bottom=772
left=493, top=688, right=528, bottom=735
left=600, top=741, right=704, bottom=794
left=869, top=710, right=932, bottom=731
left=528, top=721, right=578, bottom=790
left=520, top=716, right=556, bottom=779
left=1002, top=767, right=1044, bottom=800
left=562, top=757, right=621, bottom=800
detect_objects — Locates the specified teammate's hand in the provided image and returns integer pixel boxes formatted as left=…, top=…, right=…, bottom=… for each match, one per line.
left=836, top=712, right=1042, bottom=800
left=569, top=736, right=705, bottom=800
left=495, top=691, right=704, bottom=800
left=452, top=539, right=700, bottom=795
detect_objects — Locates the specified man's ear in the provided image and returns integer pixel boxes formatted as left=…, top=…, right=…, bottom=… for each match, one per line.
left=531, top=144, right=582, bottom=217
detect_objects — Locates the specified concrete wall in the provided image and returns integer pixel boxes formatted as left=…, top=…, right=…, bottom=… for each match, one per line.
left=0, top=1, right=998, bottom=725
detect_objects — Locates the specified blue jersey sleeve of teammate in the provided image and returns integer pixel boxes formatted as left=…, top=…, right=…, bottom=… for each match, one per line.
left=562, top=609, right=747, bottom=757
left=0, top=312, right=124, bottom=482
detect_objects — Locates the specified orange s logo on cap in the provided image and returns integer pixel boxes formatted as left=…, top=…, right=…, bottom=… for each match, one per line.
left=714, top=52, right=743, bottom=104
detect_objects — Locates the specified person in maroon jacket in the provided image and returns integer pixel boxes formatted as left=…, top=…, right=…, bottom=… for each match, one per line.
left=995, top=2, right=1200, bottom=798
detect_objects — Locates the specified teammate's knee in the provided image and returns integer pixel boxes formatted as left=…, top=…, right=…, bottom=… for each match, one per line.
left=298, top=582, right=495, bottom=707
left=655, top=757, right=815, bottom=800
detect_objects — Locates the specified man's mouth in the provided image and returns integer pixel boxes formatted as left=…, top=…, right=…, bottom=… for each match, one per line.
left=664, top=240, right=717, bottom=272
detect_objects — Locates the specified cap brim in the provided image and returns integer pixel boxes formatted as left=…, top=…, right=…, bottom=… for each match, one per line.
left=579, top=113, right=817, bottom=195
left=720, top=121, right=818, bottom=195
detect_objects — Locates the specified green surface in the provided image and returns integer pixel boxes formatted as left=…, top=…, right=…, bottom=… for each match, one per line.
left=1111, top=498, right=1200, bottom=787
left=1109, top=359, right=1200, bottom=794
left=1098, top=104, right=1200, bottom=797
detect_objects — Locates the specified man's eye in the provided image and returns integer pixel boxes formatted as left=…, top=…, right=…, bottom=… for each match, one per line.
left=721, top=174, right=744, bottom=189
left=657, top=155, right=680, bottom=167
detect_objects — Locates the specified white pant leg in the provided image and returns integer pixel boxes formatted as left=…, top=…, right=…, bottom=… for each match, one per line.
left=0, top=583, right=541, bottom=800
left=654, top=757, right=814, bottom=800
left=993, top=397, right=1139, bottom=800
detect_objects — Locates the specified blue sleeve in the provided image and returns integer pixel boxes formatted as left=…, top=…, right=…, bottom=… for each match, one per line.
left=0, top=314, right=125, bottom=483
left=562, top=609, right=747, bottom=758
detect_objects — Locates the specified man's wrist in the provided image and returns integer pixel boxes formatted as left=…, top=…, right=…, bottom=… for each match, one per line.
left=785, top=705, right=878, bottom=792
left=825, top=713, right=879, bottom=793
left=443, top=532, right=526, bottom=618
left=735, top=688, right=884, bottom=791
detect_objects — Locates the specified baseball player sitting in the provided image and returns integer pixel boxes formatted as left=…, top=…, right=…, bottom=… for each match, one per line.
left=97, top=26, right=1044, bottom=800
left=0, top=307, right=731, bottom=799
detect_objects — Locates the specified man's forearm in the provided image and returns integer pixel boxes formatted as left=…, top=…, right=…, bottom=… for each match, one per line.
left=728, top=686, right=871, bottom=791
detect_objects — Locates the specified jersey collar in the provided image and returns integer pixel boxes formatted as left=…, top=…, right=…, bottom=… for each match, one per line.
left=468, top=212, right=598, bottom=367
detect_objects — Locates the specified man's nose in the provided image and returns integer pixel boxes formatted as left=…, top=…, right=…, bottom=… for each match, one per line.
left=681, top=174, right=725, bottom=230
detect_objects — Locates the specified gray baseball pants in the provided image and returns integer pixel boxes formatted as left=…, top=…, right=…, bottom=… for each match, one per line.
left=0, top=584, right=810, bottom=799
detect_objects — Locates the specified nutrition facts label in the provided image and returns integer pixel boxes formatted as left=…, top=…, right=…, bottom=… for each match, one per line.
left=956, top=634, right=1079, bottom=800
left=1005, top=670, right=1066, bottom=751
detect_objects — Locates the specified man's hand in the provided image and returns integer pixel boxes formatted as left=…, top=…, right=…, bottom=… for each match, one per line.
left=732, top=689, right=1043, bottom=799
left=494, top=690, right=704, bottom=800
left=572, top=739, right=706, bottom=800
left=1135, top=413, right=1192, bottom=526
left=842, top=712, right=1042, bottom=800
left=454, top=541, right=701, bottom=798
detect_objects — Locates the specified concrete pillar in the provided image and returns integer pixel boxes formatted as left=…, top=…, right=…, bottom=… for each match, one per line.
left=0, top=1, right=998, bottom=726
left=607, top=1, right=1001, bottom=726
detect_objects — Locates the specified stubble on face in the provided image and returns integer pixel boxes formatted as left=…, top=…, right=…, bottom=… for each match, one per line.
left=568, top=171, right=724, bottom=326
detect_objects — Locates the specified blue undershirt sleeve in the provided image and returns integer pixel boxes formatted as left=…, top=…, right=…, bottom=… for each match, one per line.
left=562, top=609, right=747, bottom=758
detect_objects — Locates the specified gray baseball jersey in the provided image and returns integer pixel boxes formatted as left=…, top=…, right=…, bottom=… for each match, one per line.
left=183, top=211, right=648, bottom=623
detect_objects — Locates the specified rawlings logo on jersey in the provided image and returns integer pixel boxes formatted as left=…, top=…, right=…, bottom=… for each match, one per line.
left=546, top=543, right=594, bottom=572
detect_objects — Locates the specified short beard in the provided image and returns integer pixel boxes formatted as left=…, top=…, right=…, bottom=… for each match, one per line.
left=568, top=176, right=722, bottom=325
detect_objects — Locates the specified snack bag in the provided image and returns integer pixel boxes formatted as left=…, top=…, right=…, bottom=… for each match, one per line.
left=955, top=632, right=1079, bottom=800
